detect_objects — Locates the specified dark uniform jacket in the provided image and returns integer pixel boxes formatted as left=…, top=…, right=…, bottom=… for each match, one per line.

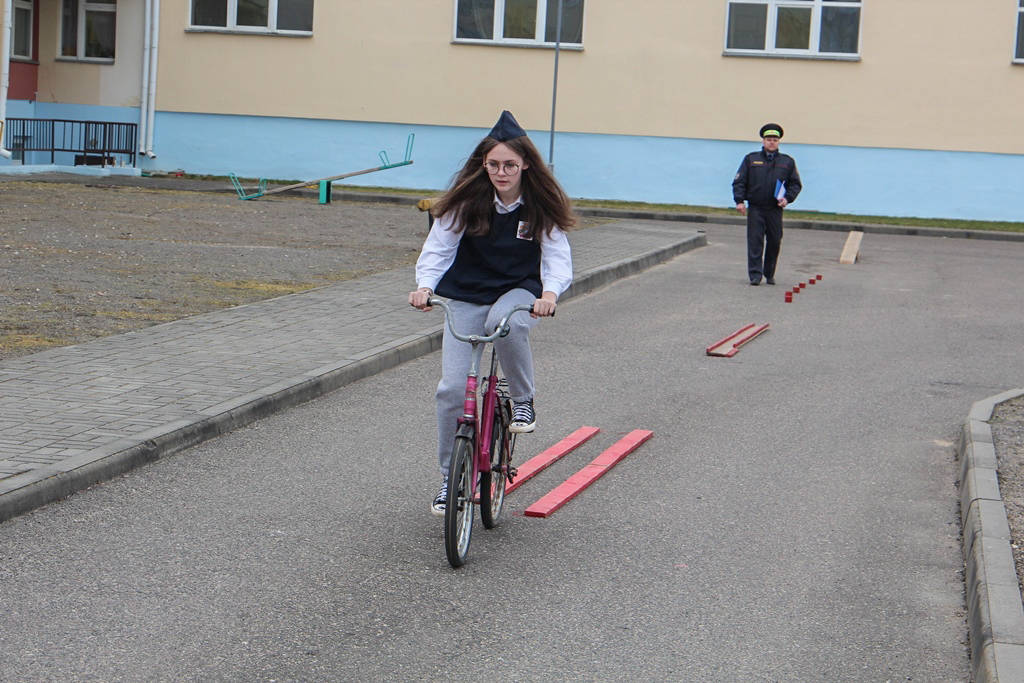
left=435, top=206, right=543, bottom=305
left=733, top=149, right=802, bottom=208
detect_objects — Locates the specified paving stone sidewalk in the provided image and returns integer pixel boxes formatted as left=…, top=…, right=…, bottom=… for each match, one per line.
left=0, top=220, right=706, bottom=522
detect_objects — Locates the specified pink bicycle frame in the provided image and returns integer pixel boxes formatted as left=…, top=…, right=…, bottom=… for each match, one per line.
left=456, top=344, right=499, bottom=489
left=432, top=297, right=533, bottom=488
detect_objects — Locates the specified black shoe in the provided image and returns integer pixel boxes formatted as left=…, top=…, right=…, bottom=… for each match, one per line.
left=766, top=277, right=775, bottom=285
left=750, top=279, right=761, bottom=286
left=431, top=482, right=448, bottom=517
left=510, top=399, right=536, bottom=433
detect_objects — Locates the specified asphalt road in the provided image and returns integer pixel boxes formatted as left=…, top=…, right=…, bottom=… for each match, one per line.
left=3, top=223, right=1022, bottom=682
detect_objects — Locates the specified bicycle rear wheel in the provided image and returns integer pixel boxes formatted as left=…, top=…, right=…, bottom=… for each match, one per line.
left=480, top=398, right=512, bottom=529
left=445, top=432, right=475, bottom=568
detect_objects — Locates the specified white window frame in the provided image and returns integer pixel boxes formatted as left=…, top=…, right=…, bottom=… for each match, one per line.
left=13, top=0, right=34, bottom=60
left=724, top=0, right=861, bottom=60
left=61, top=0, right=116, bottom=63
left=1015, top=0, right=1024, bottom=64
left=188, top=0, right=314, bottom=36
left=453, top=0, right=585, bottom=49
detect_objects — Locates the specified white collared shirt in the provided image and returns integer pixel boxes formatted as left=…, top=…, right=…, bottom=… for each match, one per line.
left=415, top=194, right=573, bottom=298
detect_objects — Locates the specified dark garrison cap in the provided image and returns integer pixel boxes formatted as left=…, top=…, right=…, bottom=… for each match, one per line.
left=488, top=110, right=528, bottom=142
left=759, top=123, right=784, bottom=139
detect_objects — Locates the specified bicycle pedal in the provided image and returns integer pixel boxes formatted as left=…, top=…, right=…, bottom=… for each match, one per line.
left=507, top=467, right=518, bottom=483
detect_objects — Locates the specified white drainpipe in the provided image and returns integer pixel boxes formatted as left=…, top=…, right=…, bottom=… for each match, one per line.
left=1, top=0, right=14, bottom=159
left=139, top=0, right=152, bottom=156
left=145, top=0, right=159, bottom=158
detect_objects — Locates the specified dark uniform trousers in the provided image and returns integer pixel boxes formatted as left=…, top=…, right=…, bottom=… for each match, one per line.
left=747, top=203, right=784, bottom=282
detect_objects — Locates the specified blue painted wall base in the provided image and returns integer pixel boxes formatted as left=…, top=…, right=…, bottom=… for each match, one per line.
left=3, top=102, right=1021, bottom=222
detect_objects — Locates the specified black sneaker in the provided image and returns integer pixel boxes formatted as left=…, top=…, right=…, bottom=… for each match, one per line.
left=510, top=399, right=536, bottom=433
left=431, top=482, right=447, bottom=517
left=766, top=277, right=776, bottom=285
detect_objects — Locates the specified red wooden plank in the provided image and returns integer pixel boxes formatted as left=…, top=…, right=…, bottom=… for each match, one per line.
left=706, top=323, right=769, bottom=357
left=524, top=430, right=653, bottom=518
left=506, top=426, right=600, bottom=493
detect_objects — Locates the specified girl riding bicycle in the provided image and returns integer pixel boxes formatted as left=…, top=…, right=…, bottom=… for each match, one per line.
left=408, top=110, right=575, bottom=516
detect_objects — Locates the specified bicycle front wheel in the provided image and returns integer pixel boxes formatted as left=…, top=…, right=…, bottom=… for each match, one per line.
left=445, top=433, right=475, bottom=568
left=480, top=398, right=512, bottom=529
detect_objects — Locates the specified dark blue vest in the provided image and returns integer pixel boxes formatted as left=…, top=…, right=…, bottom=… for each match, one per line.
left=435, top=206, right=543, bottom=305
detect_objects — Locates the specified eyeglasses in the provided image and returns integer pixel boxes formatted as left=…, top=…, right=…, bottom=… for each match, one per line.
left=484, top=161, right=521, bottom=176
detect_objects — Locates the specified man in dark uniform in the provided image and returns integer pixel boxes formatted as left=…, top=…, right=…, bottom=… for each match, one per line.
left=732, top=123, right=802, bottom=285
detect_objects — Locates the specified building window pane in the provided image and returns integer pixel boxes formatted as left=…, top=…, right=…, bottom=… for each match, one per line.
left=61, top=0, right=79, bottom=56
left=61, top=0, right=116, bottom=60
left=544, top=0, right=583, bottom=43
left=727, top=3, right=767, bottom=50
left=1018, top=12, right=1024, bottom=60
left=456, top=0, right=581, bottom=45
left=193, top=0, right=227, bottom=27
left=456, top=0, right=494, bottom=39
left=237, top=0, right=269, bottom=27
left=775, top=6, right=811, bottom=49
left=85, top=6, right=116, bottom=58
left=503, top=0, right=536, bottom=39
left=191, top=1, right=313, bottom=32
left=727, top=0, right=860, bottom=57
left=277, top=0, right=313, bottom=31
left=819, top=5, right=858, bottom=53
left=14, top=5, right=32, bottom=58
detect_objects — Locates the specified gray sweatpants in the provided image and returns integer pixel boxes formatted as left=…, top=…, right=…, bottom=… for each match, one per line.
left=436, top=288, right=540, bottom=479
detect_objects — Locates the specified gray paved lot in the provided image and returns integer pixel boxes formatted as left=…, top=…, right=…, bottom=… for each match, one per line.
left=2, top=186, right=1024, bottom=681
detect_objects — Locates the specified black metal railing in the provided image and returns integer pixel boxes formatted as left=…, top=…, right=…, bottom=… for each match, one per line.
left=3, top=118, right=137, bottom=168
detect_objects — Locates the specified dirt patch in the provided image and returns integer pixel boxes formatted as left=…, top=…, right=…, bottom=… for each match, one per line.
left=0, top=180, right=432, bottom=360
left=0, top=178, right=607, bottom=361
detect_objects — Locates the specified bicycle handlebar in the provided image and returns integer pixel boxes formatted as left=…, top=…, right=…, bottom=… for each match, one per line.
left=427, top=298, right=536, bottom=344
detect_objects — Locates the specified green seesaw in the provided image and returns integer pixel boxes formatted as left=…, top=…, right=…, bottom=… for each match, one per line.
left=229, top=133, right=414, bottom=202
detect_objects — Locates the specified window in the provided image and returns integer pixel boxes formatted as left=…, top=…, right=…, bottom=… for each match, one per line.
left=455, top=0, right=584, bottom=47
left=190, top=0, right=314, bottom=33
left=13, top=0, right=33, bottom=60
left=1016, top=0, right=1024, bottom=61
left=725, top=0, right=860, bottom=57
left=61, top=0, right=116, bottom=61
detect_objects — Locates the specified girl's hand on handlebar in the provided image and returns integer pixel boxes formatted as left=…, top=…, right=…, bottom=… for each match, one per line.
left=532, top=296, right=557, bottom=318
left=409, top=288, right=433, bottom=311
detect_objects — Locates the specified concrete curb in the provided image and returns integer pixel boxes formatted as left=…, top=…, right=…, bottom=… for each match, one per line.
left=959, top=388, right=1024, bottom=683
left=0, top=231, right=706, bottom=523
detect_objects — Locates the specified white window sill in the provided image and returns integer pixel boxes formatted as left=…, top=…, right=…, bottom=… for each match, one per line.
left=186, top=27, right=312, bottom=37
left=56, top=56, right=115, bottom=64
left=452, top=38, right=583, bottom=51
left=723, top=50, right=860, bottom=62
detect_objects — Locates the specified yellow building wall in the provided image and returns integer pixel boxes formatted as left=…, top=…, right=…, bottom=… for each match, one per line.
left=148, top=0, right=1024, bottom=154
left=32, top=0, right=144, bottom=108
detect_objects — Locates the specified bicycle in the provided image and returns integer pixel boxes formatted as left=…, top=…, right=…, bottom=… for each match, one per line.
left=428, top=297, right=535, bottom=568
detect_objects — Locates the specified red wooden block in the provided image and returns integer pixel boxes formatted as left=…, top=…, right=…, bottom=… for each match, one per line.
left=524, top=430, right=654, bottom=518
left=706, top=323, right=770, bottom=357
left=506, top=426, right=600, bottom=493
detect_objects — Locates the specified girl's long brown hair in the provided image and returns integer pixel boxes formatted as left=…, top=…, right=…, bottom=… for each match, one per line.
left=431, top=135, right=576, bottom=239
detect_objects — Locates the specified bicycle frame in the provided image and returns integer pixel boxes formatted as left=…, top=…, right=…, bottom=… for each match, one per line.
left=429, top=297, right=534, bottom=567
left=430, top=297, right=532, bottom=489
